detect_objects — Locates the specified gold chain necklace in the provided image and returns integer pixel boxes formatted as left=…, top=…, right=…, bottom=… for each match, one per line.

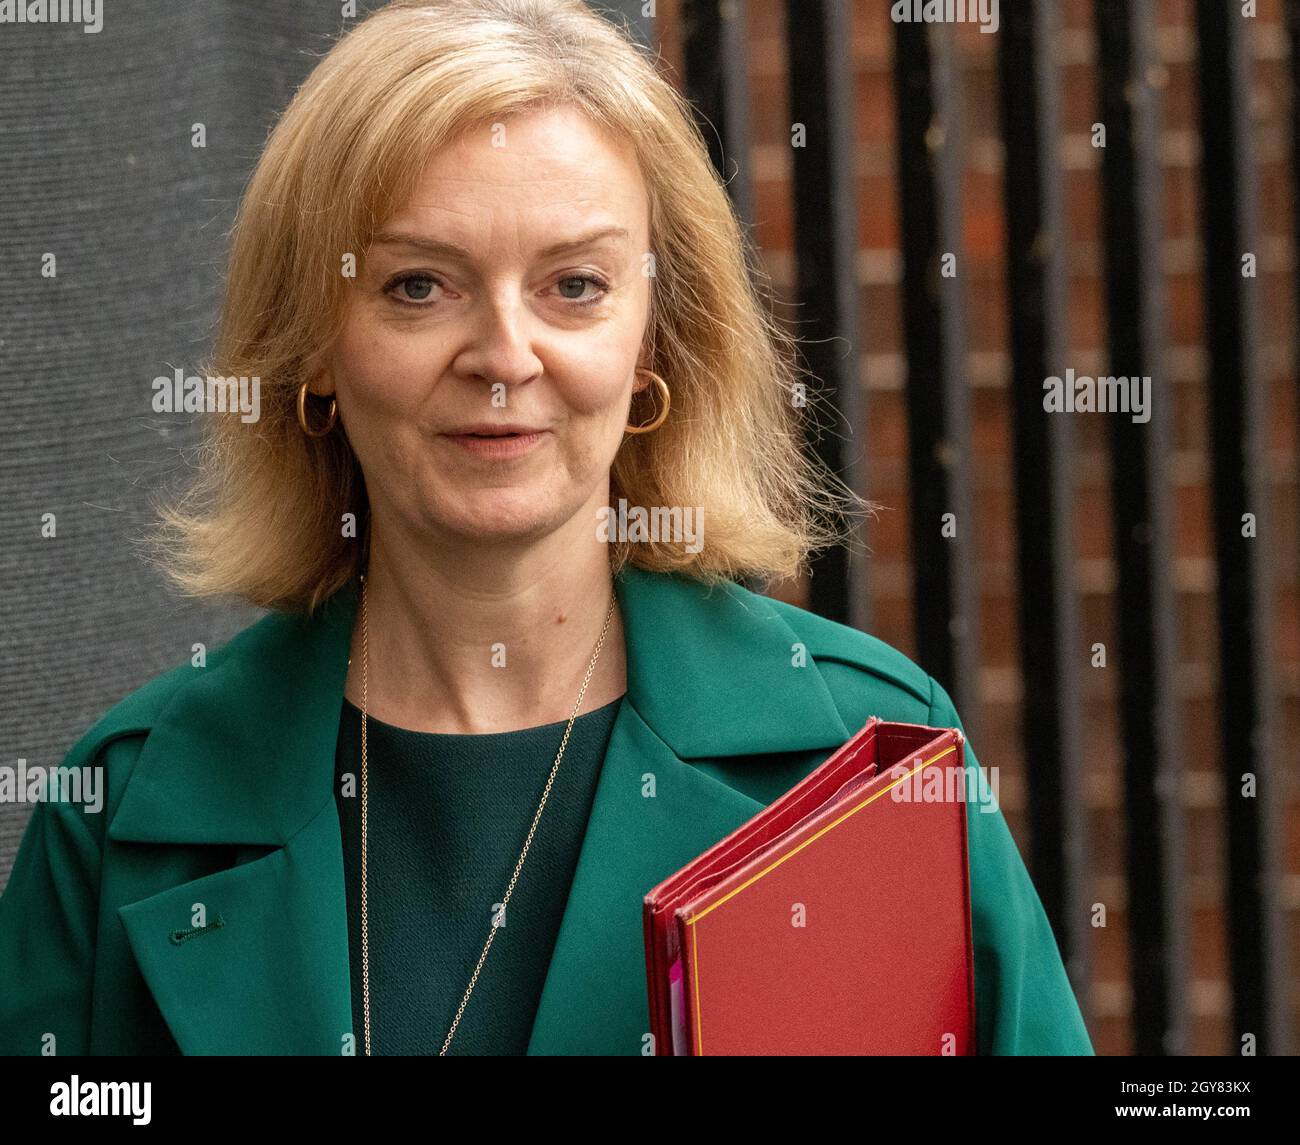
left=356, top=573, right=617, bottom=1056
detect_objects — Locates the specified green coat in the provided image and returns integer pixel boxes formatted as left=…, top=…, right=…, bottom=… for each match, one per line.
left=0, top=566, right=1093, bottom=1055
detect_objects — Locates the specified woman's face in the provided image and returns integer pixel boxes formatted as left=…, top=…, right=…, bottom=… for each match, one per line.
left=317, top=105, right=652, bottom=551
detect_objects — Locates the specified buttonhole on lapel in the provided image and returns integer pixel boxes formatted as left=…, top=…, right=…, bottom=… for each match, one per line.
left=169, top=913, right=227, bottom=945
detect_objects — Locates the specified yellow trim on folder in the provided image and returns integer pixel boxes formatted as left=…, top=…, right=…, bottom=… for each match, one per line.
left=691, top=917, right=703, bottom=1054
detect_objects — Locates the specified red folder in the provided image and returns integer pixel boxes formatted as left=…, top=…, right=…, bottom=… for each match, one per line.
left=643, top=718, right=976, bottom=1055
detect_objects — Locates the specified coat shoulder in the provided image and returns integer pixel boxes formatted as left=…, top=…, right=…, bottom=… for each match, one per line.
left=732, top=582, right=939, bottom=728
left=65, top=660, right=191, bottom=769
left=63, top=606, right=288, bottom=766
left=760, top=591, right=932, bottom=699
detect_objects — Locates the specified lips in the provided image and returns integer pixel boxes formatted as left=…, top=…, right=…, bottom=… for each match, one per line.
left=440, top=425, right=551, bottom=459
left=445, top=424, right=544, bottom=437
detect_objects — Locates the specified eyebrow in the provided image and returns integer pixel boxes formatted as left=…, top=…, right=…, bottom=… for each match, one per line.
left=369, top=225, right=631, bottom=261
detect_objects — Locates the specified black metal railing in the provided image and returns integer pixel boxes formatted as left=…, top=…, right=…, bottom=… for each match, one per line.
left=998, top=0, right=1092, bottom=1026
left=1193, top=0, right=1289, bottom=1056
left=1093, top=0, right=1189, bottom=1058
left=667, top=0, right=1294, bottom=1055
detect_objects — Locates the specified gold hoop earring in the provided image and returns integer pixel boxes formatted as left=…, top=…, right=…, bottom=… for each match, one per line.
left=626, top=368, right=670, bottom=434
left=297, top=381, right=337, bottom=437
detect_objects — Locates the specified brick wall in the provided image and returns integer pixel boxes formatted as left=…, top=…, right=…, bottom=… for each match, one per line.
left=654, top=0, right=1299, bottom=1056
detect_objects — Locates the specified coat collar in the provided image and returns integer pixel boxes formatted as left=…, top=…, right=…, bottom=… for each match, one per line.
left=109, top=566, right=852, bottom=1054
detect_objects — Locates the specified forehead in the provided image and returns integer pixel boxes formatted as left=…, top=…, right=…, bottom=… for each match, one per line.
left=384, top=105, right=649, bottom=239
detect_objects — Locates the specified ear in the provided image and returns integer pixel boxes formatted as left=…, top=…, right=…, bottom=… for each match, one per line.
left=303, top=353, right=336, bottom=398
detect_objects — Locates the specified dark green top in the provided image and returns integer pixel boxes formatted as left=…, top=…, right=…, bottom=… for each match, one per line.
left=334, top=694, right=623, bottom=1055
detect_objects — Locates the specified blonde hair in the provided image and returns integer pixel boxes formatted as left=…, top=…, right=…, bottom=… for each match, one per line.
left=143, top=0, right=863, bottom=615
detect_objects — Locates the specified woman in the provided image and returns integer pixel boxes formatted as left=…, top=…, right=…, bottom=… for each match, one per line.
left=0, top=0, right=1092, bottom=1055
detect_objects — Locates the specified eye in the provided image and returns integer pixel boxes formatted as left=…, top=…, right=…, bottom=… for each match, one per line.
left=554, top=273, right=609, bottom=306
left=384, top=273, right=442, bottom=305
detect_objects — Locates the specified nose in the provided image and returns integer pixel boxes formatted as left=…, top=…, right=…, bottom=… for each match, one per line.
left=450, top=285, right=544, bottom=395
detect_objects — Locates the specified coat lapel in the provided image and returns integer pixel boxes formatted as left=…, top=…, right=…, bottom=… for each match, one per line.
left=525, top=568, right=853, bottom=1054
left=116, top=799, right=353, bottom=1054
left=108, top=567, right=852, bottom=1054
left=108, top=585, right=359, bottom=1054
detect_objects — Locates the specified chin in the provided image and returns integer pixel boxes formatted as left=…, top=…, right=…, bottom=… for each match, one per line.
left=424, top=491, right=568, bottom=544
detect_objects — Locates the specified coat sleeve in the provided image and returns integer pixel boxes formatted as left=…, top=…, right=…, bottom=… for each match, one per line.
left=0, top=749, right=104, bottom=1055
left=927, top=676, right=1094, bottom=1055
